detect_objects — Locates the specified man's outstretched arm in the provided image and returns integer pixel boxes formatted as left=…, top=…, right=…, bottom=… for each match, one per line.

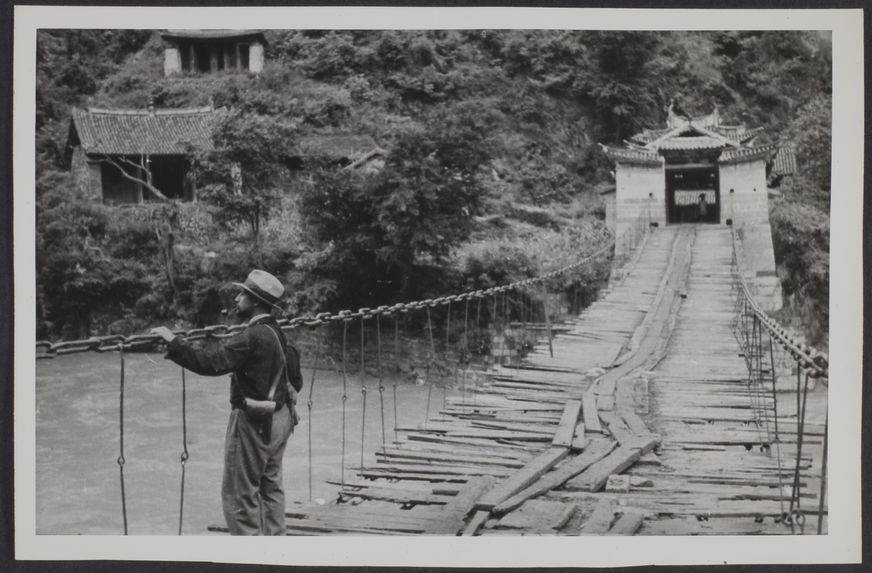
left=152, top=326, right=250, bottom=376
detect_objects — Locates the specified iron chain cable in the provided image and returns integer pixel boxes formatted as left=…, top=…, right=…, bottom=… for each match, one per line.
left=178, top=367, right=189, bottom=536
left=730, top=230, right=828, bottom=378
left=36, top=238, right=618, bottom=358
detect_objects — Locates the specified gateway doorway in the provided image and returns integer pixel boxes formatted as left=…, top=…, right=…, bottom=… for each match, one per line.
left=666, top=168, right=720, bottom=224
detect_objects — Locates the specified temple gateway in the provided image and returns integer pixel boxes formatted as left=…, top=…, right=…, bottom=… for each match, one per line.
left=601, top=107, right=784, bottom=310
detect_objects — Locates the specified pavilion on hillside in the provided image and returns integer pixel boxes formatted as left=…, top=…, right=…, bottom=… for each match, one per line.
left=159, top=30, right=267, bottom=76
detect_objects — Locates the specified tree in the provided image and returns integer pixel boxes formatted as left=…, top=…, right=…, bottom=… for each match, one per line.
left=782, top=94, right=832, bottom=195
left=300, top=107, right=492, bottom=307
left=192, top=109, right=298, bottom=244
left=573, top=32, right=665, bottom=142
left=36, top=174, right=157, bottom=338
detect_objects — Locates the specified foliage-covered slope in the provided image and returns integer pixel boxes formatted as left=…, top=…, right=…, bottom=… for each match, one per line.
left=35, top=30, right=831, bottom=345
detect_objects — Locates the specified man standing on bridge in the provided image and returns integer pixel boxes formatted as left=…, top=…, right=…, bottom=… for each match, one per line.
left=151, top=269, right=303, bottom=535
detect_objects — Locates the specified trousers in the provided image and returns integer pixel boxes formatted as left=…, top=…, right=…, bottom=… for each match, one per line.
left=222, top=406, right=293, bottom=535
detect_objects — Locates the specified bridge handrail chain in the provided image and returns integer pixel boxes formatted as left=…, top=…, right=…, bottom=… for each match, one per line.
left=35, top=237, right=617, bottom=358
left=729, top=229, right=828, bottom=377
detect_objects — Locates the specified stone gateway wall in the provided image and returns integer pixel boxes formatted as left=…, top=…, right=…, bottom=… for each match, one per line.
left=719, top=158, right=782, bottom=310
left=615, top=162, right=664, bottom=256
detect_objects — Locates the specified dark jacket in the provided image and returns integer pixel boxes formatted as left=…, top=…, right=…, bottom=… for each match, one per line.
left=166, top=315, right=303, bottom=409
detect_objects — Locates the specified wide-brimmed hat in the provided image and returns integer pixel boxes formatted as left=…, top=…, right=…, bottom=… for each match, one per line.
left=233, top=269, right=284, bottom=309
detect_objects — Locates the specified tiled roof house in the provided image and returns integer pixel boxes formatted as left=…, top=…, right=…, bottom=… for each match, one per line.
left=68, top=105, right=226, bottom=204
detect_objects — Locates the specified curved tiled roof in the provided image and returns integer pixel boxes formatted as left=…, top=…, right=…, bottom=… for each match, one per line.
left=713, top=125, right=762, bottom=144
left=71, top=106, right=225, bottom=155
left=718, top=144, right=778, bottom=164
left=609, top=113, right=776, bottom=168
left=656, top=135, right=730, bottom=151
left=771, top=146, right=797, bottom=175
left=628, top=115, right=759, bottom=151
left=599, top=145, right=662, bottom=166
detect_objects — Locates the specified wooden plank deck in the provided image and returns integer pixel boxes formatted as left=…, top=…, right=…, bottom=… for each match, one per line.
left=218, top=225, right=825, bottom=536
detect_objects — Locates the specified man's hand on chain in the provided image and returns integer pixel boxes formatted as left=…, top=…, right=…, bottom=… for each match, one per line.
left=150, top=326, right=177, bottom=343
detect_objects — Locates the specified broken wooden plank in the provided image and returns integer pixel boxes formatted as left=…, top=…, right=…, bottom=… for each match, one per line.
left=376, top=449, right=527, bottom=469
left=379, top=443, right=530, bottom=461
left=618, top=408, right=650, bottom=435
left=563, top=446, right=644, bottom=492
left=597, top=394, right=615, bottom=411
left=552, top=400, right=583, bottom=447
left=599, top=411, right=633, bottom=445
left=338, top=486, right=449, bottom=506
left=286, top=506, right=441, bottom=528
left=471, top=420, right=557, bottom=435
left=578, top=498, right=615, bottom=535
left=430, top=475, right=495, bottom=535
left=497, top=499, right=573, bottom=531
left=461, top=509, right=490, bottom=536
left=570, top=422, right=587, bottom=451
left=597, top=411, right=659, bottom=451
left=582, top=391, right=602, bottom=433
left=476, top=446, right=569, bottom=511
left=553, top=503, right=578, bottom=531
left=492, top=437, right=617, bottom=515
left=608, top=511, right=645, bottom=535
left=368, top=462, right=512, bottom=479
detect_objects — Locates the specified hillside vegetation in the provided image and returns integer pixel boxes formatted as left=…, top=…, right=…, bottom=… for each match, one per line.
left=35, top=30, right=831, bottom=346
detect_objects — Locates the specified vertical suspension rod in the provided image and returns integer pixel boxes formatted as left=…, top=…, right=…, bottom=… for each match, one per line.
left=117, top=344, right=128, bottom=535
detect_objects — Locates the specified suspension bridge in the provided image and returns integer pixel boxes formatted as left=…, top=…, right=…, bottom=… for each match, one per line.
left=35, top=222, right=828, bottom=536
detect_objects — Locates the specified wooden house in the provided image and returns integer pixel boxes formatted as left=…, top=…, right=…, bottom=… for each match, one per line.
left=601, top=106, right=783, bottom=309
left=159, top=30, right=267, bottom=76
left=67, top=105, right=225, bottom=204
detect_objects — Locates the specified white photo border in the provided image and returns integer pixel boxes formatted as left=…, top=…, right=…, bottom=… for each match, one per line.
left=13, top=5, right=864, bottom=566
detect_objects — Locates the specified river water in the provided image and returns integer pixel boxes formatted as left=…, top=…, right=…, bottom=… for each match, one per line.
left=34, top=350, right=458, bottom=535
